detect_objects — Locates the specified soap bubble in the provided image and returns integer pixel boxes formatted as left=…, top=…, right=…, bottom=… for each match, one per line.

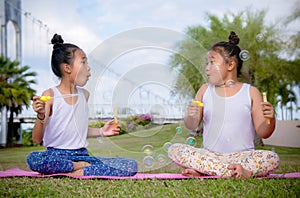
left=87, top=27, right=209, bottom=171
left=239, top=50, right=250, bottom=61
left=186, top=137, right=196, bottom=146
left=256, top=33, right=264, bottom=42
left=156, top=154, right=167, bottom=165
left=176, top=126, right=182, bottom=133
left=143, top=156, right=154, bottom=168
left=163, top=142, right=172, bottom=151
left=142, top=145, right=154, bottom=155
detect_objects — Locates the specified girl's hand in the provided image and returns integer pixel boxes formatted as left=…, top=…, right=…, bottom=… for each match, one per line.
left=102, top=120, right=120, bottom=136
left=261, top=101, right=274, bottom=120
left=187, top=103, right=201, bottom=118
left=32, top=96, right=46, bottom=115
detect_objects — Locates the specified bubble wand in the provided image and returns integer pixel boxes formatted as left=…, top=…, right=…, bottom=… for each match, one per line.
left=39, top=94, right=79, bottom=102
left=262, top=92, right=270, bottom=125
left=114, top=105, right=118, bottom=128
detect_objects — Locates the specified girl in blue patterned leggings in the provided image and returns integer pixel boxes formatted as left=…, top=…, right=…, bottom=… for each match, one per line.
left=27, top=34, right=138, bottom=176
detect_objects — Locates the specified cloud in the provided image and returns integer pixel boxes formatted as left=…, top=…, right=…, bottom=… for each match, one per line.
left=92, top=0, right=298, bottom=35
left=22, top=0, right=103, bottom=53
left=22, top=0, right=298, bottom=58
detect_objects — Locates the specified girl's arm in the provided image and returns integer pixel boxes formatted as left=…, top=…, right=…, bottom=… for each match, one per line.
left=87, top=120, right=120, bottom=137
left=250, top=86, right=276, bottom=138
left=184, top=84, right=207, bottom=130
left=83, top=89, right=120, bottom=138
left=32, top=89, right=53, bottom=144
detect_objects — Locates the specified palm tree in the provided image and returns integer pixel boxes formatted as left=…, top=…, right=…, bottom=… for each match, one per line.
left=0, top=56, right=36, bottom=147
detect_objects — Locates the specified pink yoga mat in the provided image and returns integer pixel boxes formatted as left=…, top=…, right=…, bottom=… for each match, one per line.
left=0, top=168, right=299, bottom=179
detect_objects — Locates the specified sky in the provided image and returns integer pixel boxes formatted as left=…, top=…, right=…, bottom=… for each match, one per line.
left=5, top=0, right=300, bottom=119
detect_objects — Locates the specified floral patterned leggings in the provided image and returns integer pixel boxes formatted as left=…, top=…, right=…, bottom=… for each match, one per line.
left=26, top=147, right=138, bottom=176
left=168, top=143, right=280, bottom=177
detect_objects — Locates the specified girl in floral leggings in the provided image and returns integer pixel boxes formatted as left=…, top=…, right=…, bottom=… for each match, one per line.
left=168, top=31, right=279, bottom=178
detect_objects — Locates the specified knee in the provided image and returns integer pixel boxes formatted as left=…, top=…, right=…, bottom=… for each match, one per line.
left=26, top=152, right=43, bottom=172
left=168, top=143, right=178, bottom=151
left=168, top=143, right=180, bottom=153
left=269, top=151, right=280, bottom=168
left=168, top=143, right=184, bottom=159
left=26, top=152, right=36, bottom=167
left=127, top=159, right=138, bottom=176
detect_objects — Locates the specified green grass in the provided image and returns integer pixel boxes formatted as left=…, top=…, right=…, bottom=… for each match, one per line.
left=1, top=123, right=300, bottom=197
left=1, top=177, right=299, bottom=197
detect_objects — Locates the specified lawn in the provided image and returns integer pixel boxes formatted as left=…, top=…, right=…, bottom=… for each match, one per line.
left=1, top=123, right=300, bottom=197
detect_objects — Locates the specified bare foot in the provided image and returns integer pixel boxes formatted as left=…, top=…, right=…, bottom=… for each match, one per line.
left=182, top=169, right=203, bottom=177
left=73, top=161, right=91, bottom=171
left=67, top=169, right=84, bottom=176
left=227, top=164, right=252, bottom=179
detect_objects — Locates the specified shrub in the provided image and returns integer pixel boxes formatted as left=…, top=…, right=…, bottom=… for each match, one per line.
left=88, top=114, right=154, bottom=134
left=22, top=129, right=39, bottom=146
left=137, top=113, right=153, bottom=126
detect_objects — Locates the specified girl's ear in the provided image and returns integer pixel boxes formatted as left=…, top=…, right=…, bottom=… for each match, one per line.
left=227, top=60, right=235, bottom=71
left=63, top=63, right=72, bottom=74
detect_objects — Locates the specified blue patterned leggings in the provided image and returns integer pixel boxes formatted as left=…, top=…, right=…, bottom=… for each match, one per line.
left=26, top=147, right=138, bottom=176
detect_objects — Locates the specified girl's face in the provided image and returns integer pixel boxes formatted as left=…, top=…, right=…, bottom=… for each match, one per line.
left=71, top=49, right=91, bottom=87
left=205, top=50, right=227, bottom=85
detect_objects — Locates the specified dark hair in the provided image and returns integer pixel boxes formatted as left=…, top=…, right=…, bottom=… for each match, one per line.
left=210, top=31, right=243, bottom=76
left=50, top=34, right=81, bottom=77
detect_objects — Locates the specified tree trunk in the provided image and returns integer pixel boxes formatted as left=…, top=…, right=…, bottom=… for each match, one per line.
left=6, top=109, right=14, bottom=147
left=0, top=108, right=8, bottom=147
left=290, top=100, right=293, bottom=120
left=281, top=105, right=284, bottom=120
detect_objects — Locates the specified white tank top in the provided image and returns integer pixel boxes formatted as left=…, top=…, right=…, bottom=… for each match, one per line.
left=43, top=86, right=89, bottom=149
left=202, top=83, right=255, bottom=153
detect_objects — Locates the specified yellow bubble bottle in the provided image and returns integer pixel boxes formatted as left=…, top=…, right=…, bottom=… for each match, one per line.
left=192, top=99, right=204, bottom=107
left=39, top=96, right=52, bottom=102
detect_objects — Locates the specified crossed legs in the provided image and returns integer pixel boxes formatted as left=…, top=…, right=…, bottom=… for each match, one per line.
left=168, top=143, right=280, bottom=178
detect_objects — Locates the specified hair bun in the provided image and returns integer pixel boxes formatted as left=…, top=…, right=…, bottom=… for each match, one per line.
left=51, top=34, right=64, bottom=48
left=228, top=31, right=240, bottom=45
